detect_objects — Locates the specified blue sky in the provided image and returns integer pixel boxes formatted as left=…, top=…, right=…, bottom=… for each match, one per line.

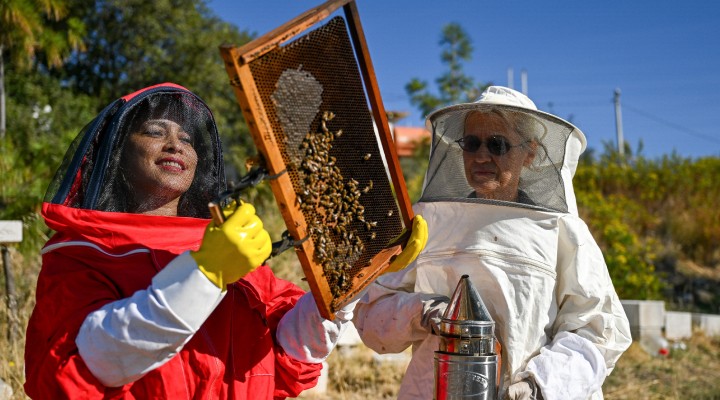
left=207, top=1, right=720, bottom=159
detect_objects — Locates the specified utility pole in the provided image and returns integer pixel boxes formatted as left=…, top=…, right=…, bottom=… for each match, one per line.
left=614, top=88, right=624, bottom=156
left=1, top=45, right=5, bottom=140
left=521, top=69, right=528, bottom=96
left=507, top=67, right=514, bottom=89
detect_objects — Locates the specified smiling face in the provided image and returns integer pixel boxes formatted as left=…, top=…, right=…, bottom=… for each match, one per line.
left=461, top=111, right=536, bottom=201
left=121, top=119, right=198, bottom=216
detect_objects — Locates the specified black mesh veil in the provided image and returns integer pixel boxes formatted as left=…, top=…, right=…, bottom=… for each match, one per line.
left=420, top=88, right=587, bottom=215
left=44, top=84, right=225, bottom=218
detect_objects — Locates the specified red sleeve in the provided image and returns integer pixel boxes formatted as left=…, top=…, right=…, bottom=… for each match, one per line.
left=24, top=251, right=128, bottom=398
left=239, top=266, right=323, bottom=398
left=272, top=348, right=324, bottom=399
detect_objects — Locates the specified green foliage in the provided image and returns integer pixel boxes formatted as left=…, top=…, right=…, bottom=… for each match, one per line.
left=0, top=69, right=96, bottom=254
left=60, top=0, right=257, bottom=176
left=1, top=0, right=261, bottom=255
left=576, top=191, right=663, bottom=299
left=577, top=146, right=720, bottom=269
left=576, top=144, right=720, bottom=304
left=62, top=0, right=248, bottom=98
left=399, top=137, right=430, bottom=203
left=0, top=0, right=84, bottom=68
left=405, top=23, right=490, bottom=116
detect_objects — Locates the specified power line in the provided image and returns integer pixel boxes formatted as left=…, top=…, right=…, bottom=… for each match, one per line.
left=623, top=103, right=720, bottom=145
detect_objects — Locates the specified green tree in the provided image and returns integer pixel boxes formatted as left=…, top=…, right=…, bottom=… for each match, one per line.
left=400, top=137, right=431, bottom=203
left=62, top=0, right=248, bottom=100
left=60, top=0, right=258, bottom=189
left=0, top=0, right=84, bottom=139
left=0, top=68, right=96, bottom=253
left=1, top=0, right=259, bottom=254
left=405, top=23, right=490, bottom=116
left=576, top=190, right=663, bottom=300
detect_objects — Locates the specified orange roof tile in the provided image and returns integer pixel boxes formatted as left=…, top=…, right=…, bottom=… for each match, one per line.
left=393, top=126, right=430, bottom=157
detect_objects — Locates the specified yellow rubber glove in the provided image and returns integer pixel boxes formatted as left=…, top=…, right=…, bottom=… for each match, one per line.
left=192, top=201, right=272, bottom=290
left=386, top=215, right=428, bottom=273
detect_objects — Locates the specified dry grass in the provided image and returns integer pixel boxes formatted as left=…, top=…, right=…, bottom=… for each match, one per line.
left=293, top=333, right=720, bottom=400
left=603, top=333, right=720, bottom=400
left=297, top=345, right=409, bottom=400
left=0, top=248, right=39, bottom=399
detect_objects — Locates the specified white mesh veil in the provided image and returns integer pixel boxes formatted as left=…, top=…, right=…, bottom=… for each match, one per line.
left=419, top=86, right=587, bottom=215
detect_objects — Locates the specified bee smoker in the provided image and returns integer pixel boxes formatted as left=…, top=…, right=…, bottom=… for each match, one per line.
left=434, top=275, right=499, bottom=400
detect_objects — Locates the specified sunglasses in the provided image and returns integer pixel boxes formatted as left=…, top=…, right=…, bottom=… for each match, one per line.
left=455, top=135, right=527, bottom=156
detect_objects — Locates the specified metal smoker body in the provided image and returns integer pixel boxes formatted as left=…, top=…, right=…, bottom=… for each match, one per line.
left=434, top=275, right=498, bottom=400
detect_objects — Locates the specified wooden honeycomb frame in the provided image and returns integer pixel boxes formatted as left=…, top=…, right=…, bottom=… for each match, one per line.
left=219, top=0, right=413, bottom=319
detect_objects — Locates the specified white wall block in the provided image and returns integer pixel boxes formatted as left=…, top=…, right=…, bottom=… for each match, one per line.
left=0, top=221, right=22, bottom=243
left=621, top=300, right=665, bottom=339
left=337, top=322, right=363, bottom=347
left=664, top=311, right=692, bottom=340
left=0, top=379, right=12, bottom=400
left=372, top=351, right=412, bottom=365
left=692, top=313, right=720, bottom=337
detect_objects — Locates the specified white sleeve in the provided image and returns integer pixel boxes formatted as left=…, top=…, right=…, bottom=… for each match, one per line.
left=276, top=292, right=354, bottom=363
left=521, top=332, right=607, bottom=400
left=76, top=251, right=225, bottom=387
left=522, top=216, right=631, bottom=400
left=353, top=267, right=444, bottom=354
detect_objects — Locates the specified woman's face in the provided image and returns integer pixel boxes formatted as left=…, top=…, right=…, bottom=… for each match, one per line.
left=461, top=111, right=535, bottom=201
left=122, top=119, right=198, bottom=215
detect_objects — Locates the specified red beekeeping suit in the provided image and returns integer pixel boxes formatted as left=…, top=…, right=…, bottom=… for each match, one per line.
left=24, top=83, right=322, bottom=399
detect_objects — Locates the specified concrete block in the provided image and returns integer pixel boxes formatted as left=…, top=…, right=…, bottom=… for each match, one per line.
left=0, top=220, right=22, bottom=243
left=664, top=311, right=692, bottom=340
left=372, top=350, right=412, bottom=366
left=621, top=300, right=665, bottom=339
left=692, top=313, right=720, bottom=337
left=633, top=326, right=664, bottom=341
left=301, top=360, right=328, bottom=396
left=0, top=379, right=12, bottom=400
left=337, top=321, right=363, bottom=347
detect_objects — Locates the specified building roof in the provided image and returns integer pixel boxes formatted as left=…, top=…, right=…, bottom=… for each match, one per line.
left=393, top=125, right=430, bottom=157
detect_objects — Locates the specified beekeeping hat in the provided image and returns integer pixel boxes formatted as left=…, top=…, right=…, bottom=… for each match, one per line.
left=420, top=86, right=587, bottom=215
left=44, top=83, right=225, bottom=218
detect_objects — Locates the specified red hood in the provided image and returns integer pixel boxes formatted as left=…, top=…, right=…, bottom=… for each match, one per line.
left=42, top=202, right=210, bottom=255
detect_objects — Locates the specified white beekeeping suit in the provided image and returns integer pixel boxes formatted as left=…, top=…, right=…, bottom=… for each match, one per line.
left=354, top=86, right=631, bottom=400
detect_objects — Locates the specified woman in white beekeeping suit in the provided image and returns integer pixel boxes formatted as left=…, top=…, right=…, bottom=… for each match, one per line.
left=354, top=86, right=631, bottom=400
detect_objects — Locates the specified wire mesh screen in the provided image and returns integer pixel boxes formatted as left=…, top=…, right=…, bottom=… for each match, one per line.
left=242, top=16, right=405, bottom=307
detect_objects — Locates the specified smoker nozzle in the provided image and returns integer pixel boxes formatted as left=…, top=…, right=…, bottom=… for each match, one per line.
left=443, top=274, right=493, bottom=323
left=439, top=274, right=495, bottom=338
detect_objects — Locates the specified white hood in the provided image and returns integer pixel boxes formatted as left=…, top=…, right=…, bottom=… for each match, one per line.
left=421, top=86, right=587, bottom=215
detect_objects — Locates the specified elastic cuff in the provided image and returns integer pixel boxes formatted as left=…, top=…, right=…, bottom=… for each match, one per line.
left=277, top=292, right=345, bottom=363
left=152, top=251, right=225, bottom=331
left=525, top=332, right=607, bottom=400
